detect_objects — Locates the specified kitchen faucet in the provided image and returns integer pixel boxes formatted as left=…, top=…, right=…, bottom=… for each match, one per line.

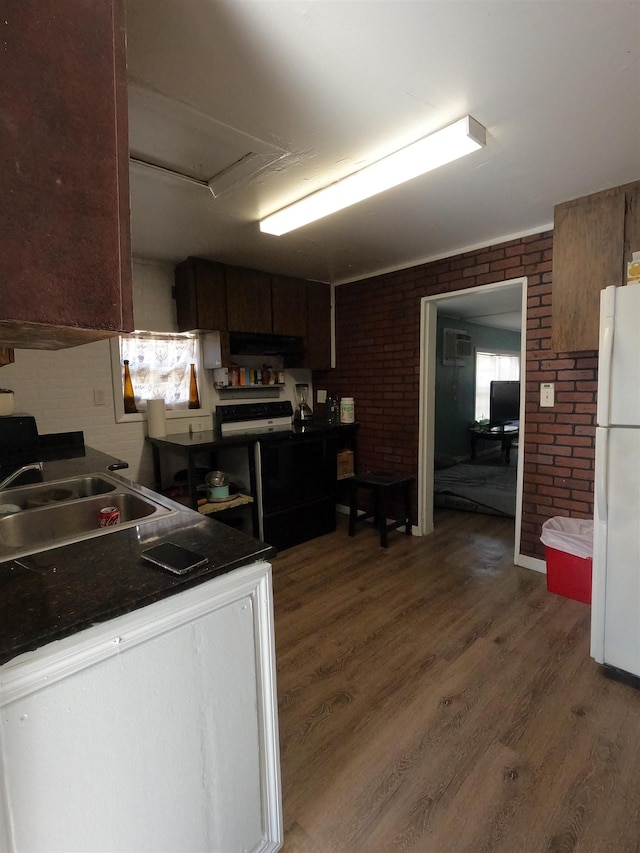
left=0, top=461, right=44, bottom=491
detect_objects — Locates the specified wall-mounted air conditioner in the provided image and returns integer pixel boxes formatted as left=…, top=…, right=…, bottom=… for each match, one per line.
left=443, top=328, right=472, bottom=365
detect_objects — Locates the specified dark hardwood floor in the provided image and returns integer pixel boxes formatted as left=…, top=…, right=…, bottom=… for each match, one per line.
left=271, top=509, right=640, bottom=853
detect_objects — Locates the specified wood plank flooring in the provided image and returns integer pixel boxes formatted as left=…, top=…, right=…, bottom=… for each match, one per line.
left=271, top=509, right=640, bottom=853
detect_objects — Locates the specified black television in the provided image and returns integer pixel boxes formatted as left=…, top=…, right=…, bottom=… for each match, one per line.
left=489, top=380, right=520, bottom=427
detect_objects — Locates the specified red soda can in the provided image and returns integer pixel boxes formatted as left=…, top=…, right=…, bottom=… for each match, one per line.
left=99, top=506, right=120, bottom=527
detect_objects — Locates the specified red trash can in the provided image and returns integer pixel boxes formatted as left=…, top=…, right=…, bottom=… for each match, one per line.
left=540, top=517, right=593, bottom=604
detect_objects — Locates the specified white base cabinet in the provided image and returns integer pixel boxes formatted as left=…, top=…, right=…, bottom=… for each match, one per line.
left=0, top=561, right=282, bottom=853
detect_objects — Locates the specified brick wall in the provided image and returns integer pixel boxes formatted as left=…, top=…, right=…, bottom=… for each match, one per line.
left=523, top=283, right=597, bottom=556
left=314, top=230, right=597, bottom=560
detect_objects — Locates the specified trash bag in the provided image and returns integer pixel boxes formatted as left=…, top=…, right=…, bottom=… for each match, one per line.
left=540, top=517, right=593, bottom=559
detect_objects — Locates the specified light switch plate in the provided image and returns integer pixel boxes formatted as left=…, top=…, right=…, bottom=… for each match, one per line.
left=540, top=382, right=554, bottom=407
left=317, top=389, right=327, bottom=404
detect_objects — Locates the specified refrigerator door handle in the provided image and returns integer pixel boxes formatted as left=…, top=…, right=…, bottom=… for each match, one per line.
left=597, top=286, right=616, bottom=427
left=595, top=428, right=608, bottom=524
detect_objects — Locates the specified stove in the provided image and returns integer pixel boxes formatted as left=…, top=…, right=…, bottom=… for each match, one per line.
left=214, top=399, right=338, bottom=552
left=216, top=401, right=294, bottom=436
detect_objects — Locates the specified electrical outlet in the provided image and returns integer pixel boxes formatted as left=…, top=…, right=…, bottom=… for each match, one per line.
left=93, top=389, right=105, bottom=406
left=540, top=382, right=554, bottom=407
left=317, top=389, right=327, bottom=404
left=189, top=419, right=208, bottom=433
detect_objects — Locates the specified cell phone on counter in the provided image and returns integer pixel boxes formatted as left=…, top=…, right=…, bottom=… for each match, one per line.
left=141, top=542, right=208, bottom=576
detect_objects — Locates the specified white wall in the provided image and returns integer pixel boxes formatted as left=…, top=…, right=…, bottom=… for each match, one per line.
left=1, top=259, right=312, bottom=487
left=1, top=337, right=148, bottom=478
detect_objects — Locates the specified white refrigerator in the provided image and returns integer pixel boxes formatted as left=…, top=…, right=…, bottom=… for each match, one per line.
left=591, top=282, right=640, bottom=677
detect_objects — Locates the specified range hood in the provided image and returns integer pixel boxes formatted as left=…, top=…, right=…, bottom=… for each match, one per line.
left=229, top=331, right=304, bottom=356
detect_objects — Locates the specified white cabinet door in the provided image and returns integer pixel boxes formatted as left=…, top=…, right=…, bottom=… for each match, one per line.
left=0, top=561, right=282, bottom=853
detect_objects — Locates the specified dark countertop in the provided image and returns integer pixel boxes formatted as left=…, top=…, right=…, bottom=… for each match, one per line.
left=39, top=445, right=131, bottom=479
left=147, top=420, right=358, bottom=451
left=0, top=449, right=276, bottom=666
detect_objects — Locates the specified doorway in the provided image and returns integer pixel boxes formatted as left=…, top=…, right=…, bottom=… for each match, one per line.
left=417, top=277, right=527, bottom=565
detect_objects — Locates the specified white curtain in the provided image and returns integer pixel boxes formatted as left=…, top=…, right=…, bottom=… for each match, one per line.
left=120, top=334, right=198, bottom=411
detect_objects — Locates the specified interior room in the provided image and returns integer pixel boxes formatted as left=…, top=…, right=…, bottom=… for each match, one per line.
left=1, top=2, right=640, bottom=851
left=431, top=285, right=523, bottom=520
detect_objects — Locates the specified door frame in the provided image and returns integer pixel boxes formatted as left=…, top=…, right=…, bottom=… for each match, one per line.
left=417, top=277, right=528, bottom=565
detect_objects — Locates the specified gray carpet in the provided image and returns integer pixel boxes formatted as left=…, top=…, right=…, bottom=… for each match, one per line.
left=434, top=461, right=517, bottom=517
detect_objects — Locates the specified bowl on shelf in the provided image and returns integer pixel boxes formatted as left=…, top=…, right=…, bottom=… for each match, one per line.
left=206, top=470, right=230, bottom=501
left=206, top=470, right=229, bottom=486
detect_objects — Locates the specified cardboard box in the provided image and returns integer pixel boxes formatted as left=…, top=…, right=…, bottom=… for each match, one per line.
left=337, top=450, right=354, bottom=479
left=545, top=546, right=592, bottom=604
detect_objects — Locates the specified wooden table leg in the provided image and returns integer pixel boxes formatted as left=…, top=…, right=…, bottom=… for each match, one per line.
left=404, top=479, right=412, bottom=535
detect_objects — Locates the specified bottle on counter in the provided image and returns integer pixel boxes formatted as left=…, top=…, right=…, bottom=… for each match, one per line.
left=327, top=394, right=339, bottom=425
left=326, top=395, right=334, bottom=424
left=188, top=363, right=200, bottom=409
left=123, top=360, right=137, bottom=414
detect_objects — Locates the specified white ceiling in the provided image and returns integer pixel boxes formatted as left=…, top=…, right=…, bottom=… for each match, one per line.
left=434, top=281, right=524, bottom=331
left=124, top=0, right=640, bottom=289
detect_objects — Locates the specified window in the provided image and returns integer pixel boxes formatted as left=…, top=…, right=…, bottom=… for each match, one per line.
left=475, top=350, right=520, bottom=421
left=111, top=333, right=203, bottom=422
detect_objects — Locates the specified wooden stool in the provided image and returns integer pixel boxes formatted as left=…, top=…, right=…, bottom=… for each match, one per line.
left=348, top=472, right=413, bottom=548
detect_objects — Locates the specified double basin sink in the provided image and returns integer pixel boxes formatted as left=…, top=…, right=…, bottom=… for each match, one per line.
left=0, top=473, right=178, bottom=561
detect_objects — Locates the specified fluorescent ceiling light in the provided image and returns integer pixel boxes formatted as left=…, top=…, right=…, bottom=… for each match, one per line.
left=259, top=116, right=486, bottom=237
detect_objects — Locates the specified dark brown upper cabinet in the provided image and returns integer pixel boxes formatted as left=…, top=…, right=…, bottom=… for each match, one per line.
left=175, top=258, right=227, bottom=332
left=0, top=349, right=15, bottom=368
left=305, top=282, right=332, bottom=370
left=174, top=258, right=333, bottom=369
left=0, top=0, right=133, bottom=349
left=226, top=267, right=273, bottom=334
left=552, top=181, right=640, bottom=353
left=624, top=182, right=640, bottom=263
left=271, top=275, right=308, bottom=337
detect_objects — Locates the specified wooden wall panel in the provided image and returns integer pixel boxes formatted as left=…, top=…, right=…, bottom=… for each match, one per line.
left=552, top=189, right=625, bottom=353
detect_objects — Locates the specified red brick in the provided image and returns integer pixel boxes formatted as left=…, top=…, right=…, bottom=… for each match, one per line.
left=325, top=227, right=594, bottom=562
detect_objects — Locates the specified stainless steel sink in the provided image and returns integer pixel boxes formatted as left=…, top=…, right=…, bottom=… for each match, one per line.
left=0, top=474, right=117, bottom=510
left=0, top=475, right=178, bottom=561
